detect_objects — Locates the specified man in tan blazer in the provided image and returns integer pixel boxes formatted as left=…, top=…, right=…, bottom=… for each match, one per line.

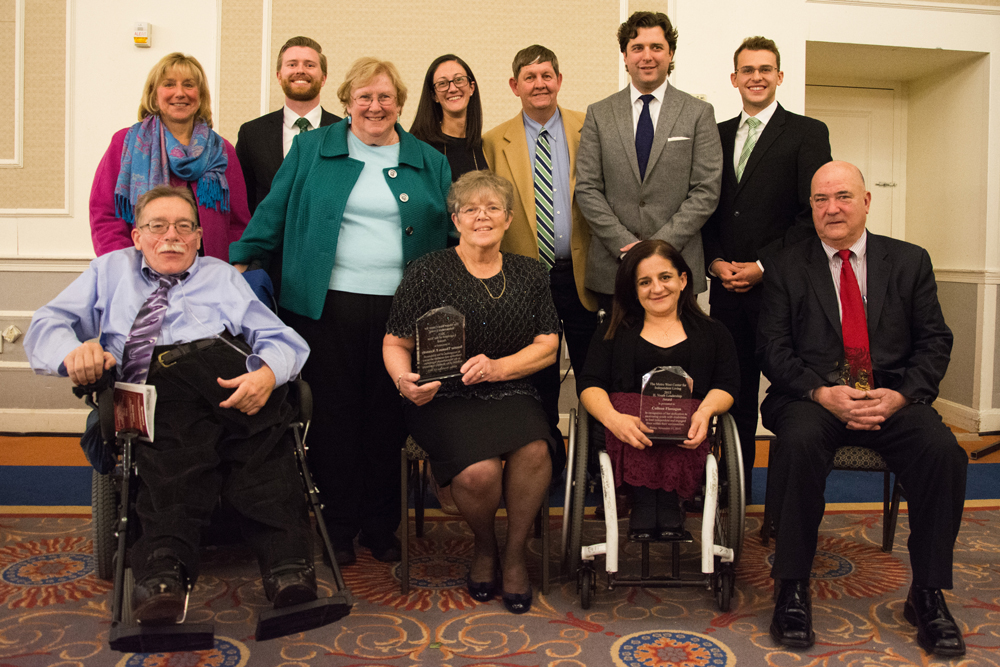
left=483, top=45, right=598, bottom=448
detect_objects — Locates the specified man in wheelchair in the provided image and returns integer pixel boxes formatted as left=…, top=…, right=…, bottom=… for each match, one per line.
left=25, top=185, right=317, bottom=624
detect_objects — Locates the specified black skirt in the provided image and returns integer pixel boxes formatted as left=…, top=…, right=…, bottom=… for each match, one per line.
left=404, top=394, right=556, bottom=487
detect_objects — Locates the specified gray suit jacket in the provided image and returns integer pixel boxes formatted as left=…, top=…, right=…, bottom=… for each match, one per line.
left=576, top=84, right=723, bottom=294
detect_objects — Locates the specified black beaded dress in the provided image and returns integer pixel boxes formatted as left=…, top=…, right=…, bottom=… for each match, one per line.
left=386, top=248, right=560, bottom=485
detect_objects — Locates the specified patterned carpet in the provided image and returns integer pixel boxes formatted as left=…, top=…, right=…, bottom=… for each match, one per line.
left=2, top=504, right=999, bottom=666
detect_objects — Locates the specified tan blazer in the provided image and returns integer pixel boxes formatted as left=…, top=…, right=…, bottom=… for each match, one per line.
left=482, top=107, right=597, bottom=312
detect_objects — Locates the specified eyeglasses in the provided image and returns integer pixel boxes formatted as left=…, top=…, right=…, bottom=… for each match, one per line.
left=433, top=76, right=471, bottom=92
left=459, top=205, right=506, bottom=218
left=138, top=220, right=200, bottom=235
left=352, top=93, right=396, bottom=108
left=736, top=65, right=777, bottom=76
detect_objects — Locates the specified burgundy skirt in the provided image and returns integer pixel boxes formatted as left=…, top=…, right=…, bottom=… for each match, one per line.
left=604, top=392, right=709, bottom=498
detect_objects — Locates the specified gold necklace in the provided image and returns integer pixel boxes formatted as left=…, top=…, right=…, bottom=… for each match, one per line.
left=480, top=268, right=506, bottom=299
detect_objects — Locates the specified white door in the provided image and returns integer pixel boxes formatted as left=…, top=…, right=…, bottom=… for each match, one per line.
left=805, top=85, right=899, bottom=238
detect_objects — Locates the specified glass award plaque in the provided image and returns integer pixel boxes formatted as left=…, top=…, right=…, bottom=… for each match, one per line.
left=415, top=306, right=466, bottom=385
left=638, top=366, right=702, bottom=442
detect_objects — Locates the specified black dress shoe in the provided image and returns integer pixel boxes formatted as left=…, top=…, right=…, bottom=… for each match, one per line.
left=133, top=554, right=187, bottom=624
left=359, top=533, right=402, bottom=563
left=502, top=587, right=533, bottom=614
left=324, top=541, right=357, bottom=567
left=904, top=586, right=966, bottom=657
left=263, top=559, right=318, bottom=609
left=770, top=579, right=815, bottom=649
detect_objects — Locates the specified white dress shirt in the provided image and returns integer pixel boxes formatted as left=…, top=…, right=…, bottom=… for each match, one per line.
left=282, top=104, right=325, bottom=158
left=629, top=79, right=670, bottom=135
left=732, top=99, right=778, bottom=172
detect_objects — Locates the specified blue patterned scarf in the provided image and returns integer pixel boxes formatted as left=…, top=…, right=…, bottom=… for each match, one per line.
left=114, top=116, right=230, bottom=224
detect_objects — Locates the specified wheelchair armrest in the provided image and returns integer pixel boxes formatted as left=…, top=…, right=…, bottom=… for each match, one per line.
left=293, top=378, right=312, bottom=423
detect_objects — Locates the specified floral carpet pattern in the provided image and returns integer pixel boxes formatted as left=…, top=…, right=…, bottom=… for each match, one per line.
left=1, top=508, right=999, bottom=666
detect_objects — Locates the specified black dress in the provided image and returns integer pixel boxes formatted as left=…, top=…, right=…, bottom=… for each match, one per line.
left=386, top=248, right=560, bottom=485
left=431, top=135, right=488, bottom=182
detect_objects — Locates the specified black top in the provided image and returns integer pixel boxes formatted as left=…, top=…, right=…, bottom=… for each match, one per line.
left=428, top=135, right=488, bottom=182
left=578, top=312, right=740, bottom=401
left=387, top=248, right=560, bottom=400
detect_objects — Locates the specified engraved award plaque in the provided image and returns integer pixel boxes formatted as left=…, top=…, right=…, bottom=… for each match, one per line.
left=415, top=306, right=466, bottom=384
left=638, top=366, right=702, bottom=442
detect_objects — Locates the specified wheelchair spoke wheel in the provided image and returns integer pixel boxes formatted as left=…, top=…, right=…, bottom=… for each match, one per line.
left=715, top=414, right=745, bottom=567
left=714, top=564, right=734, bottom=612
left=564, top=409, right=590, bottom=576
left=91, top=468, right=118, bottom=581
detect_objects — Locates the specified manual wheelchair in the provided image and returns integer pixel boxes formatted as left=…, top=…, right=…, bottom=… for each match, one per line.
left=561, top=406, right=745, bottom=611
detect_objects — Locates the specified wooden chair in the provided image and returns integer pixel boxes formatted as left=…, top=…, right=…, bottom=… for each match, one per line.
left=400, top=437, right=550, bottom=595
left=760, top=444, right=904, bottom=552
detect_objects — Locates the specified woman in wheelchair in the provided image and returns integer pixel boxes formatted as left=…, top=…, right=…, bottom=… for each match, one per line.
left=578, top=240, right=739, bottom=541
left=383, top=171, right=560, bottom=614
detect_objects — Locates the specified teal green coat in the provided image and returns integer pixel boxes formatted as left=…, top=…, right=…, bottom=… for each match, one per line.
left=230, top=121, right=452, bottom=320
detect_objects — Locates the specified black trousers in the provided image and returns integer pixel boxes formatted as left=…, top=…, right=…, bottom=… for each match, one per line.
left=132, top=339, right=311, bottom=582
left=530, top=259, right=599, bottom=473
left=709, top=303, right=761, bottom=502
left=765, top=400, right=967, bottom=588
left=280, top=291, right=404, bottom=547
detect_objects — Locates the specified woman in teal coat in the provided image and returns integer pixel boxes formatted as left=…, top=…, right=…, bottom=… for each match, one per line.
left=231, top=57, right=451, bottom=567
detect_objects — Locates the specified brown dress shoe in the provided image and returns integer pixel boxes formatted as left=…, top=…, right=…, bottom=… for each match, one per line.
left=904, top=586, right=966, bottom=657
left=770, top=579, right=815, bottom=649
left=263, top=559, right=318, bottom=609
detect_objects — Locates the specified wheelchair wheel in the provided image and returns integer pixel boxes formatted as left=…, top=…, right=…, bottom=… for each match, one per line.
left=715, top=414, right=745, bottom=567
left=563, top=408, right=590, bottom=576
left=714, top=567, right=734, bottom=612
left=580, top=565, right=593, bottom=610
left=91, top=468, right=117, bottom=581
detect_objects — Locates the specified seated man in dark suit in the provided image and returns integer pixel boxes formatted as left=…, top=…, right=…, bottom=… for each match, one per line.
left=25, top=185, right=316, bottom=624
left=235, top=36, right=341, bottom=214
left=757, top=161, right=968, bottom=656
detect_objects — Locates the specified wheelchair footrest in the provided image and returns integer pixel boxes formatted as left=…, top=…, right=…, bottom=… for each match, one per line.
left=109, top=621, right=214, bottom=653
left=255, top=595, right=352, bottom=641
left=627, top=530, right=693, bottom=544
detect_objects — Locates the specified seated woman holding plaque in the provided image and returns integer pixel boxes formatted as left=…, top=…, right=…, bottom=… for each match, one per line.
left=577, top=240, right=739, bottom=541
left=383, top=170, right=559, bottom=615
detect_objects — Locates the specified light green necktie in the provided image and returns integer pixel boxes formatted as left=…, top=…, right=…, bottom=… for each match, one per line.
left=736, top=117, right=762, bottom=182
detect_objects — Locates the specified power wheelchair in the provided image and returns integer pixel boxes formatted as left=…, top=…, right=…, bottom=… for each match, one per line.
left=561, top=406, right=745, bottom=611
left=75, top=372, right=352, bottom=653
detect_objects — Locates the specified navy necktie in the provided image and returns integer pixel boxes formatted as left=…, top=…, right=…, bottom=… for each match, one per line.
left=635, top=94, right=654, bottom=181
left=120, top=271, right=185, bottom=384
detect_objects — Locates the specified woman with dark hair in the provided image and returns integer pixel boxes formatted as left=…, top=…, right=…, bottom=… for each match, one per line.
left=410, top=54, right=487, bottom=181
left=577, top=240, right=739, bottom=540
left=90, top=52, right=249, bottom=260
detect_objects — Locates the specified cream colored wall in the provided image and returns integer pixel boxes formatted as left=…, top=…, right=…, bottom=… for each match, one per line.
left=906, top=56, right=990, bottom=268
left=0, top=0, right=65, bottom=211
left=265, top=0, right=621, bottom=136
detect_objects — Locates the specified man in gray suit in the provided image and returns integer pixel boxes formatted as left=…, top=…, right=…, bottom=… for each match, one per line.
left=577, top=11, right=723, bottom=306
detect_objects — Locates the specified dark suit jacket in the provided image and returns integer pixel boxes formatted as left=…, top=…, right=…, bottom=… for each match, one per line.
left=235, top=107, right=341, bottom=214
left=703, top=104, right=830, bottom=313
left=756, top=233, right=953, bottom=422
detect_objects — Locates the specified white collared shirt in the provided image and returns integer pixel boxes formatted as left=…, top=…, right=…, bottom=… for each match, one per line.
left=821, top=230, right=868, bottom=320
left=732, top=99, right=778, bottom=172
left=282, top=104, right=325, bottom=157
left=630, top=79, right=669, bottom=135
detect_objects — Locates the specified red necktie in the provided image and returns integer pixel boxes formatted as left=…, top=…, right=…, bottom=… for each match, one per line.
left=838, top=249, right=873, bottom=389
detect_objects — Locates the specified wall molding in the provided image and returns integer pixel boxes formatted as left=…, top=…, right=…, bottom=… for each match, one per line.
left=0, top=0, right=24, bottom=168
left=0, top=408, right=88, bottom=435
left=932, top=397, right=996, bottom=432
left=808, top=0, right=1000, bottom=14
left=259, top=0, right=272, bottom=116
left=0, top=0, right=73, bottom=216
left=0, top=258, right=90, bottom=272
left=935, top=268, right=1000, bottom=285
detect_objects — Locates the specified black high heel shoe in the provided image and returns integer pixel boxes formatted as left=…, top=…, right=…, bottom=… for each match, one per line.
left=656, top=489, right=687, bottom=540
left=466, top=552, right=500, bottom=602
left=502, top=587, right=533, bottom=614
left=629, top=485, right=657, bottom=541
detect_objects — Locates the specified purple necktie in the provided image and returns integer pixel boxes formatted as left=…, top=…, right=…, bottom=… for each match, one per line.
left=120, top=272, right=184, bottom=384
